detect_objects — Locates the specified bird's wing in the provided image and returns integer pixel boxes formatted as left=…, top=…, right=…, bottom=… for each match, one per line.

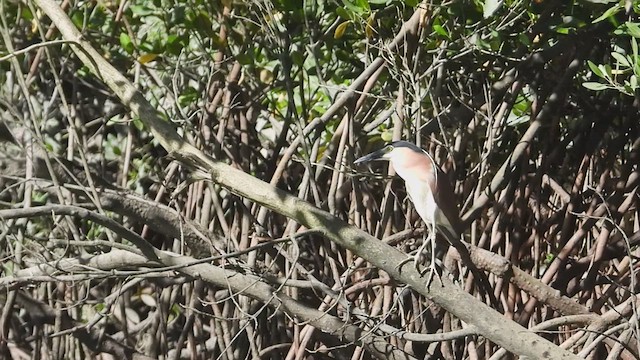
left=422, top=155, right=463, bottom=240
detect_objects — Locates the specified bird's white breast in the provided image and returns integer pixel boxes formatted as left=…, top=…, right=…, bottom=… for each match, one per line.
left=404, top=179, right=439, bottom=223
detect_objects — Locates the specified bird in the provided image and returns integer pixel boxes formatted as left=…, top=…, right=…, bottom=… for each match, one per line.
left=355, top=141, right=495, bottom=302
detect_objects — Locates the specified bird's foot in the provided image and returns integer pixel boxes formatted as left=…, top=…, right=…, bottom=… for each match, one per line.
left=395, top=256, right=413, bottom=272
left=395, top=253, right=443, bottom=288
left=394, top=236, right=431, bottom=272
left=413, top=235, right=443, bottom=288
left=422, top=261, right=443, bottom=288
left=396, top=234, right=444, bottom=289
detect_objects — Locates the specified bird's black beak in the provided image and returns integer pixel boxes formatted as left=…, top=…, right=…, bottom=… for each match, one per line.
left=354, top=148, right=387, bottom=165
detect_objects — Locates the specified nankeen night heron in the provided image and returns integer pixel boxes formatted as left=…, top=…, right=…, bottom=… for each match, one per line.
left=355, top=141, right=492, bottom=296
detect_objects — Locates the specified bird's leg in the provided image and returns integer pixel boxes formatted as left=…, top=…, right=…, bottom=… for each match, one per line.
left=427, top=230, right=442, bottom=287
left=396, top=222, right=443, bottom=287
left=414, top=220, right=442, bottom=287
left=413, top=233, right=428, bottom=272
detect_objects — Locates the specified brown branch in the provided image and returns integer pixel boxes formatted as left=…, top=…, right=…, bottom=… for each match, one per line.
left=461, top=53, right=585, bottom=226
left=2, top=291, right=154, bottom=360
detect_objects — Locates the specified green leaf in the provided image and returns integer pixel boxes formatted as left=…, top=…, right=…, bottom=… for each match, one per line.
left=517, top=33, right=531, bottom=46
left=593, top=3, right=621, bottom=23
left=381, top=130, right=393, bottom=142
left=71, top=12, right=84, bottom=28
left=133, top=118, right=144, bottom=131
left=119, top=33, right=134, bottom=54
left=588, top=60, right=603, bottom=77
left=626, top=22, right=640, bottom=38
left=582, top=82, right=609, bottom=91
left=291, top=51, right=304, bottom=67
left=178, top=87, right=199, bottom=107
left=342, top=0, right=368, bottom=15
left=235, top=53, right=252, bottom=65
left=31, top=190, right=48, bottom=204
left=112, top=145, right=122, bottom=156
left=193, top=11, right=216, bottom=38
left=129, top=5, right=155, bottom=17
left=20, top=7, right=34, bottom=21
left=170, top=5, right=185, bottom=23
left=354, top=0, right=370, bottom=12
left=433, top=24, right=449, bottom=38
left=544, top=253, right=555, bottom=264
left=595, top=63, right=612, bottom=80
left=170, top=303, right=181, bottom=318
left=166, top=34, right=186, bottom=55
left=336, top=7, right=352, bottom=20
left=611, top=52, right=630, bottom=67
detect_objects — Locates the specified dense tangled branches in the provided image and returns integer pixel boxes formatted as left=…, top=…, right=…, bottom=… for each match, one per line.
left=0, top=0, right=639, bottom=359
